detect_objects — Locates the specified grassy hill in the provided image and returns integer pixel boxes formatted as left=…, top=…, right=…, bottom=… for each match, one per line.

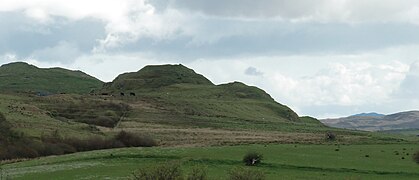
left=0, top=62, right=103, bottom=94
left=0, top=63, right=413, bottom=146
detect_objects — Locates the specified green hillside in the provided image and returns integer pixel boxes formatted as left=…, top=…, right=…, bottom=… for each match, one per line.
left=0, top=62, right=103, bottom=94
left=0, top=63, right=411, bottom=147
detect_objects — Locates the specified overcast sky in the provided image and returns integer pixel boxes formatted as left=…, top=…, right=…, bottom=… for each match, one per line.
left=1, top=0, right=419, bottom=118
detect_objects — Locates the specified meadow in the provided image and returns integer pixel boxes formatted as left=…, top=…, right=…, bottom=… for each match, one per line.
left=2, top=143, right=418, bottom=179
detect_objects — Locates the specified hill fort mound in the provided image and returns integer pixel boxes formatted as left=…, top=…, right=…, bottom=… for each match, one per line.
left=103, top=64, right=214, bottom=91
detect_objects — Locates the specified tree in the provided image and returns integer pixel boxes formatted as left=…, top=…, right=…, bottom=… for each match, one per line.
left=325, top=132, right=336, bottom=141
left=243, top=152, right=263, bottom=166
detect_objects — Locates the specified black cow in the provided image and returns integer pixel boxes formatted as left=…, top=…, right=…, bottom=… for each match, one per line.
left=130, top=92, right=136, bottom=96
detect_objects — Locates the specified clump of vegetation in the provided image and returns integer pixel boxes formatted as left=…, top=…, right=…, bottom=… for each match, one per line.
left=187, top=166, right=207, bottom=180
left=46, top=98, right=131, bottom=128
left=325, top=132, right=336, bottom=141
left=133, top=162, right=182, bottom=180
left=132, top=162, right=208, bottom=180
left=243, top=152, right=263, bottom=166
left=413, top=150, right=419, bottom=164
left=0, top=128, right=156, bottom=160
left=115, top=131, right=156, bottom=147
left=229, top=167, right=265, bottom=180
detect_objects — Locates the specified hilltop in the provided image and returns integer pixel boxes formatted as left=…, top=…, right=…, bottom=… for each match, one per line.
left=350, top=112, right=385, bottom=117
left=0, top=62, right=103, bottom=94
left=103, top=64, right=213, bottom=91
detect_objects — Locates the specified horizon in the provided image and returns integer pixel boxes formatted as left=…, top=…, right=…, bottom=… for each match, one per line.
left=1, top=0, right=419, bottom=118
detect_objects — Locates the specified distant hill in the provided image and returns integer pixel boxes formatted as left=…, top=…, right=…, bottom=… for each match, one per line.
left=0, top=62, right=103, bottom=94
left=350, top=112, right=385, bottom=117
left=321, top=111, right=419, bottom=131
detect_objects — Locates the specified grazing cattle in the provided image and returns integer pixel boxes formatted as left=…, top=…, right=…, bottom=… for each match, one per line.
left=130, top=92, right=136, bottom=96
left=101, top=93, right=109, bottom=96
left=120, top=92, right=125, bottom=96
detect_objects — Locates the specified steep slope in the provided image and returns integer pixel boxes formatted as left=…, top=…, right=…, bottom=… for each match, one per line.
left=321, top=111, right=419, bottom=131
left=0, top=62, right=103, bottom=94
left=102, top=64, right=300, bottom=122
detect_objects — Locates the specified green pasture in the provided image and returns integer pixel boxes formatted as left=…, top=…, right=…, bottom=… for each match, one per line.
left=3, top=144, right=418, bottom=179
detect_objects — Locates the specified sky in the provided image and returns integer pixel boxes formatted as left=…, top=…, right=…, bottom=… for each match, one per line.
left=1, top=0, right=419, bottom=118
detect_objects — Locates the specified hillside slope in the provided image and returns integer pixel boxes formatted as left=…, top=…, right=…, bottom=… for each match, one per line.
left=321, top=111, right=419, bottom=131
left=102, top=64, right=299, bottom=122
left=0, top=63, right=405, bottom=148
left=0, top=62, right=103, bottom=94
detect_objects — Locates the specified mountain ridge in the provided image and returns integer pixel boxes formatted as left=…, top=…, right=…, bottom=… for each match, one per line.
left=321, top=111, right=419, bottom=131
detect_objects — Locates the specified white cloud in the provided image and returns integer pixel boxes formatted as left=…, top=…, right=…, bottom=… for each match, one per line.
left=3, top=0, right=419, bottom=53
left=0, top=0, right=186, bottom=51
left=394, top=61, right=419, bottom=99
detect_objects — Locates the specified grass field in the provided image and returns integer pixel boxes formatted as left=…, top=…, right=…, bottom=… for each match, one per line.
left=2, top=143, right=418, bottom=179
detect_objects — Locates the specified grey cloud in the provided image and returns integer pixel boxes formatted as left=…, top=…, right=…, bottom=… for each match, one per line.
left=245, top=67, right=263, bottom=76
left=170, top=0, right=419, bottom=24
left=30, top=41, right=82, bottom=63
left=0, top=12, right=106, bottom=62
left=111, top=21, right=419, bottom=62
left=170, top=0, right=324, bottom=19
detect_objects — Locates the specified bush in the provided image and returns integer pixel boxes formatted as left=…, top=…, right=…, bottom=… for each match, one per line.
left=243, top=152, right=263, bottom=166
left=413, top=150, right=419, bottom=164
left=229, top=167, right=265, bottom=180
left=0, top=112, right=5, bottom=122
left=133, top=162, right=183, bottom=180
left=325, top=132, right=336, bottom=141
left=0, top=129, right=157, bottom=160
left=187, top=166, right=207, bottom=180
left=115, top=131, right=157, bottom=147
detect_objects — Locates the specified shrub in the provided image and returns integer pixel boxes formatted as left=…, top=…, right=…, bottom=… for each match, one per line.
left=0, top=112, right=5, bottom=122
left=187, top=166, right=207, bottom=180
left=133, top=162, right=183, bottom=180
left=413, top=150, right=419, bottom=164
left=325, top=132, right=336, bottom=141
left=115, top=131, right=157, bottom=147
left=243, top=152, right=263, bottom=166
left=229, top=167, right=265, bottom=180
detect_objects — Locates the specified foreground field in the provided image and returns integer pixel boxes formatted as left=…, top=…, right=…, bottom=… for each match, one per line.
left=3, top=143, right=419, bottom=179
